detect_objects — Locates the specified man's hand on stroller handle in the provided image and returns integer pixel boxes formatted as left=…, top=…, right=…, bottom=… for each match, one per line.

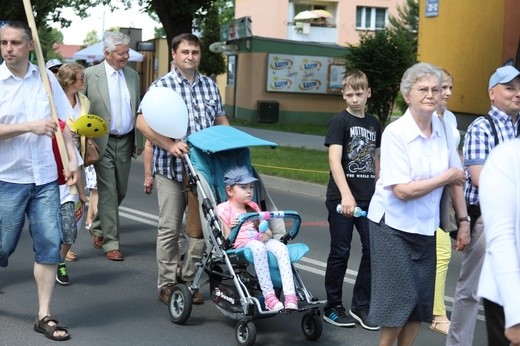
left=169, top=140, right=190, bottom=158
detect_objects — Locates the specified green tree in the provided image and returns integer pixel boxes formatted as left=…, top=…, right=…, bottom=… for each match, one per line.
left=0, top=0, right=117, bottom=60
left=83, top=30, right=99, bottom=46
left=38, top=27, right=64, bottom=60
left=1, top=0, right=229, bottom=70
left=0, top=0, right=116, bottom=28
left=153, top=27, right=165, bottom=38
left=218, top=0, right=235, bottom=27
left=387, top=0, right=419, bottom=112
left=198, top=1, right=226, bottom=79
left=136, top=0, right=215, bottom=51
left=345, top=30, right=416, bottom=127
left=388, top=0, right=419, bottom=54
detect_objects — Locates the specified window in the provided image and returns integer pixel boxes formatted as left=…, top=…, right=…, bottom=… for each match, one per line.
left=356, top=7, right=387, bottom=30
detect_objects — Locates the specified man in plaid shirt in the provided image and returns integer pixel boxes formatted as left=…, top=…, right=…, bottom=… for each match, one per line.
left=447, top=65, right=520, bottom=346
left=137, top=33, right=229, bottom=305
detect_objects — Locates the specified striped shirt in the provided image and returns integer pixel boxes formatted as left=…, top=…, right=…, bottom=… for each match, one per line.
left=144, top=68, right=226, bottom=181
left=463, top=106, right=520, bottom=205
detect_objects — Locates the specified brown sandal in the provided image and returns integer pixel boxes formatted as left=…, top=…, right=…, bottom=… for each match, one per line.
left=34, top=315, right=70, bottom=341
left=430, top=318, right=450, bottom=335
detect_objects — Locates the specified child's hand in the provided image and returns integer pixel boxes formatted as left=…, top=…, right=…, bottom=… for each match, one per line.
left=257, top=230, right=272, bottom=243
left=338, top=195, right=357, bottom=216
left=230, top=218, right=239, bottom=228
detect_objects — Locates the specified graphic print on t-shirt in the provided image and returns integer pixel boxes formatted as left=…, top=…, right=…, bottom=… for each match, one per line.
left=346, top=125, right=377, bottom=178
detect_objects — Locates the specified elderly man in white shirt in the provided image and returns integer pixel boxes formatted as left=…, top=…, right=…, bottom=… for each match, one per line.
left=479, top=138, right=520, bottom=346
left=0, top=20, right=78, bottom=341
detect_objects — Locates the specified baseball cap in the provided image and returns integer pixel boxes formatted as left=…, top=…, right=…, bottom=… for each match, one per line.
left=46, top=59, right=63, bottom=70
left=224, top=166, right=258, bottom=186
left=488, top=65, right=520, bottom=89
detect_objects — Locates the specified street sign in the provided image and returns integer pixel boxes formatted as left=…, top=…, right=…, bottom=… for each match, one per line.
left=426, top=0, right=439, bottom=17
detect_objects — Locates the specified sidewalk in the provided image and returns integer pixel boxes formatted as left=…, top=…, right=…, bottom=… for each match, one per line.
left=234, top=125, right=326, bottom=151
left=260, top=173, right=326, bottom=198
left=233, top=125, right=328, bottom=197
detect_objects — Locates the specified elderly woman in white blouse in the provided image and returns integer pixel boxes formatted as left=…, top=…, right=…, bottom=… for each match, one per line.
left=366, top=62, right=470, bottom=346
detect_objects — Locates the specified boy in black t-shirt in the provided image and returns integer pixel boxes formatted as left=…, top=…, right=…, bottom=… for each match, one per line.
left=323, top=70, right=381, bottom=331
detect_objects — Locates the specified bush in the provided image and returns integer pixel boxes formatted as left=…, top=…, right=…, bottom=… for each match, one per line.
left=345, top=30, right=415, bottom=128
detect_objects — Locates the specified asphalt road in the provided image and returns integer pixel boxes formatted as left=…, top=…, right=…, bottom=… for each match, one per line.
left=0, top=128, right=487, bottom=345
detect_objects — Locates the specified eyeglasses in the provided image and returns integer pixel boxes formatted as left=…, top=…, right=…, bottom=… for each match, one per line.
left=413, top=87, right=440, bottom=96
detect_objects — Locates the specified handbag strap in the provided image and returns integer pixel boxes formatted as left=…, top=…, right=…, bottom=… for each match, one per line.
left=484, top=114, right=499, bottom=147
left=438, top=116, right=453, bottom=195
left=438, top=116, right=450, bottom=149
left=65, top=116, right=87, bottom=158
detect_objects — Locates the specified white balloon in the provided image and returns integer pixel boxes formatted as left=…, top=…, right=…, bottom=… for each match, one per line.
left=140, top=87, right=189, bottom=138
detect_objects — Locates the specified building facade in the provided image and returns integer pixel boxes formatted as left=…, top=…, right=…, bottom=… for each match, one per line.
left=417, top=0, right=520, bottom=124
left=235, top=0, right=403, bottom=46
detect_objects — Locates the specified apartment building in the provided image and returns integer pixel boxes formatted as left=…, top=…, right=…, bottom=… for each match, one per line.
left=418, top=0, right=519, bottom=122
left=235, top=0, right=403, bottom=46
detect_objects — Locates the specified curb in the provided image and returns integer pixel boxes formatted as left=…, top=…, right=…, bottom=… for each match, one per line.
left=260, top=174, right=326, bottom=199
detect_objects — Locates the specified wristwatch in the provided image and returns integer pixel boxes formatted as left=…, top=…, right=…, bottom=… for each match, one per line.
left=458, top=216, right=471, bottom=223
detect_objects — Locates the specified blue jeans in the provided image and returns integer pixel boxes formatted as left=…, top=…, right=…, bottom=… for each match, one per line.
left=324, top=199, right=372, bottom=309
left=0, top=181, right=62, bottom=267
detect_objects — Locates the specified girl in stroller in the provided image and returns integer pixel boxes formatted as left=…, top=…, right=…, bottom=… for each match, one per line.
left=216, top=166, right=298, bottom=312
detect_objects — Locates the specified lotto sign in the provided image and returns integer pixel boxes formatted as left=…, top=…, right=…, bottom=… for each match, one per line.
left=266, top=54, right=345, bottom=94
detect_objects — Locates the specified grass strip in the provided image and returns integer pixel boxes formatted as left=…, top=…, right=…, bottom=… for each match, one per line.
left=250, top=146, right=329, bottom=185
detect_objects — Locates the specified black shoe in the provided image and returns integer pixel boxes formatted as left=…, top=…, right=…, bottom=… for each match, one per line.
left=56, top=263, right=69, bottom=285
left=350, top=307, right=380, bottom=331
left=323, top=305, right=356, bottom=327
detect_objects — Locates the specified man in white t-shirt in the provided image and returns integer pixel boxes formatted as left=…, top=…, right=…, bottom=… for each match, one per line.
left=0, top=20, right=78, bottom=341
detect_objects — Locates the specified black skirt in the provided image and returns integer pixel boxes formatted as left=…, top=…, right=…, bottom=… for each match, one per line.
left=368, top=218, right=436, bottom=327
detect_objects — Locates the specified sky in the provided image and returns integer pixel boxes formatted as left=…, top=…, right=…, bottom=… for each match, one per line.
left=52, top=3, right=160, bottom=45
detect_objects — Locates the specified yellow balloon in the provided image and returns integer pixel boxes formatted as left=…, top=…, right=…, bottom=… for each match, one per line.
left=72, top=114, right=108, bottom=138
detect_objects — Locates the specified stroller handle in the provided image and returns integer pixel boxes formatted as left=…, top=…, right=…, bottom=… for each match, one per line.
left=228, top=210, right=301, bottom=245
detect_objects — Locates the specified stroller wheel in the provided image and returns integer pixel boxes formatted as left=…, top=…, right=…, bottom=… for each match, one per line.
left=168, top=284, right=193, bottom=325
left=235, top=319, right=256, bottom=346
left=301, top=311, right=323, bottom=341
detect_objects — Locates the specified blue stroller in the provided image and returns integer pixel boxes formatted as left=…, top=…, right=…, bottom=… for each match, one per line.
left=167, top=126, right=325, bottom=346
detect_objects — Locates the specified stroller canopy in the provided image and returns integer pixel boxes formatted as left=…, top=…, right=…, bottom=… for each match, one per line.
left=187, top=125, right=278, bottom=204
left=187, top=125, right=278, bottom=153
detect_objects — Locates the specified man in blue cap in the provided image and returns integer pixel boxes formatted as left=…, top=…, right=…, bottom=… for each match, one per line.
left=447, top=65, right=520, bottom=346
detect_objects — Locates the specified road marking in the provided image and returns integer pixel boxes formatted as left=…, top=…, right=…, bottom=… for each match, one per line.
left=120, top=205, right=485, bottom=320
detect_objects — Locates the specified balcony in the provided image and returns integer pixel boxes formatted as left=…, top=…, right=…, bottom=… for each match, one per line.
left=287, top=23, right=338, bottom=44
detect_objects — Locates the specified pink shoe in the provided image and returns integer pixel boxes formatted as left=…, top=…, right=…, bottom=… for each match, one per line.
left=284, top=294, right=298, bottom=310
left=265, top=293, right=283, bottom=311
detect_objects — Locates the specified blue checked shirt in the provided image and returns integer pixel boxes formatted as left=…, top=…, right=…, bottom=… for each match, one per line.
left=463, top=106, right=520, bottom=205
left=144, top=68, right=226, bottom=182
